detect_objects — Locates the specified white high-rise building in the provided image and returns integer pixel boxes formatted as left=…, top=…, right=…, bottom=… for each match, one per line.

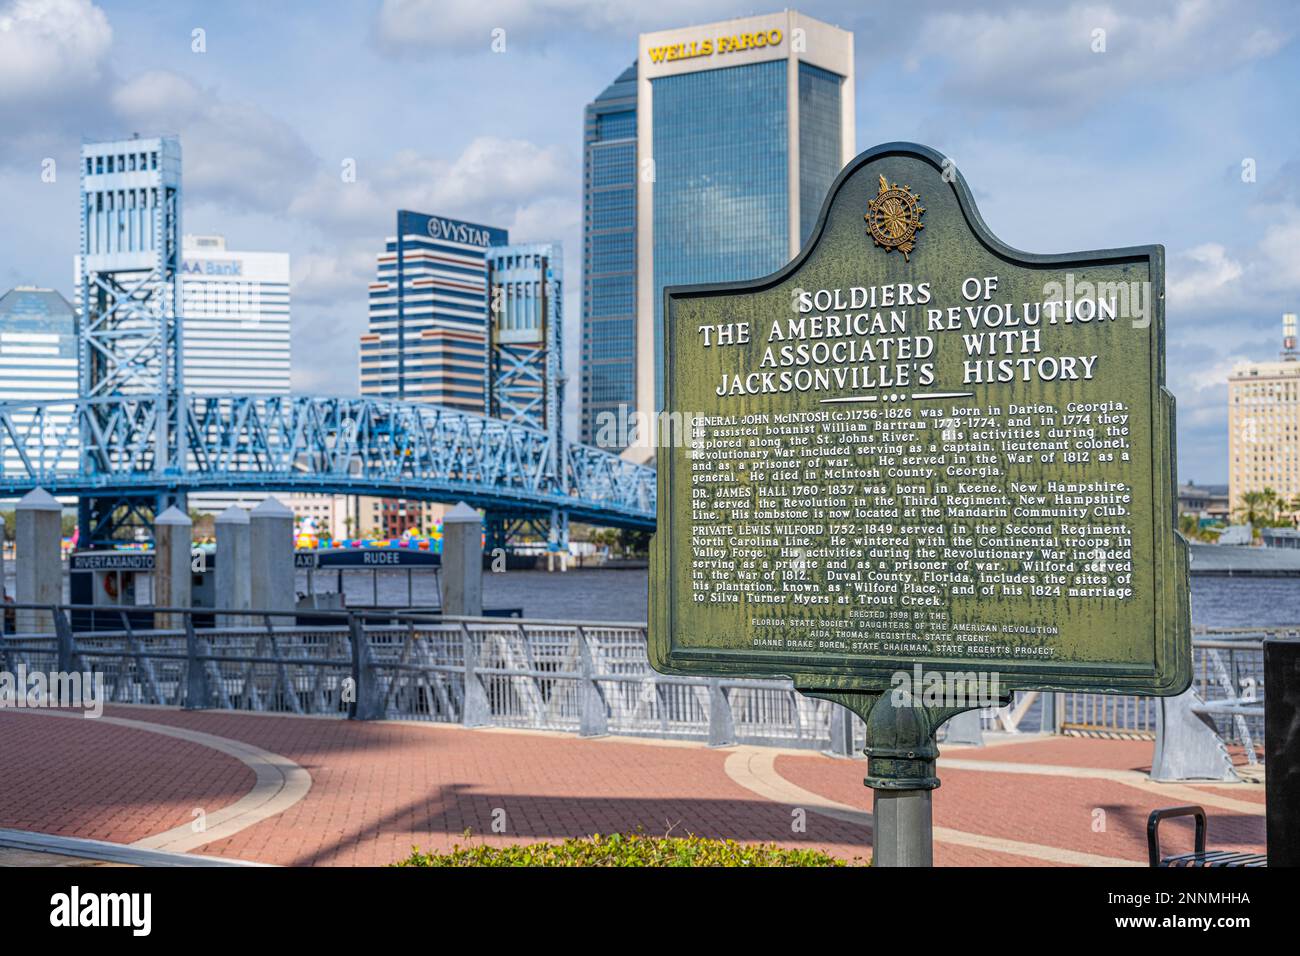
left=180, top=235, right=291, bottom=513
left=181, top=235, right=290, bottom=394
left=1228, top=314, right=1300, bottom=512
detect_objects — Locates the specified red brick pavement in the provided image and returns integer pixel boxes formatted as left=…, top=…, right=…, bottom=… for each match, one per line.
left=0, top=706, right=1267, bottom=867
left=940, top=736, right=1156, bottom=770
left=777, top=747, right=1266, bottom=865
left=0, top=710, right=254, bottom=844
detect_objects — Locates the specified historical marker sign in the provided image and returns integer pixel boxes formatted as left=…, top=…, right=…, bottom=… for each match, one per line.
left=650, top=143, right=1190, bottom=698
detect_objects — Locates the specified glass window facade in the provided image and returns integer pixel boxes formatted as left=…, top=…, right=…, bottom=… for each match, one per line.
left=651, top=59, right=789, bottom=405
left=590, top=141, right=636, bottom=187
left=0, top=286, right=79, bottom=474
left=591, top=189, right=635, bottom=232
left=652, top=60, right=789, bottom=291
left=589, top=276, right=634, bottom=317
left=590, top=232, right=634, bottom=274
left=596, top=111, right=636, bottom=141
left=581, top=65, right=638, bottom=448
left=798, top=62, right=844, bottom=246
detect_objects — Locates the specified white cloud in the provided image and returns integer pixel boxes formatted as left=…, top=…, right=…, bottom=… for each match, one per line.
left=373, top=0, right=739, bottom=53
left=1165, top=202, right=1300, bottom=322
left=1180, top=353, right=1255, bottom=393
left=0, top=0, right=114, bottom=161
left=0, top=0, right=111, bottom=104
left=293, top=247, right=375, bottom=308
left=506, top=195, right=579, bottom=244
left=918, top=0, right=1291, bottom=112
left=1167, top=243, right=1244, bottom=308
left=109, top=67, right=199, bottom=116
left=111, top=70, right=318, bottom=213
left=1255, top=210, right=1300, bottom=288
left=288, top=136, right=575, bottom=237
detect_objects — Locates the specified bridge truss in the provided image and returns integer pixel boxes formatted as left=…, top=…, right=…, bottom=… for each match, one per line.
left=32, top=135, right=654, bottom=545
left=0, top=394, right=656, bottom=534
left=77, top=136, right=185, bottom=543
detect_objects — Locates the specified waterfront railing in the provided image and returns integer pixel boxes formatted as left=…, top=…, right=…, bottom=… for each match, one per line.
left=0, top=606, right=1278, bottom=758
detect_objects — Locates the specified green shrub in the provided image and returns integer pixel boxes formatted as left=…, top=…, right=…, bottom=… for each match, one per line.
left=394, top=832, right=857, bottom=867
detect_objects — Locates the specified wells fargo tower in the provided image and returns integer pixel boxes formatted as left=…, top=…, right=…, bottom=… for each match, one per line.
left=631, top=11, right=855, bottom=455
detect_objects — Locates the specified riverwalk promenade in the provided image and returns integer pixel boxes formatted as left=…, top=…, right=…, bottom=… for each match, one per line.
left=0, top=705, right=1265, bottom=867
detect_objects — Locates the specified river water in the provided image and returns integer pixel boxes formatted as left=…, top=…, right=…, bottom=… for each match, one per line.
left=309, top=568, right=1297, bottom=627
left=6, top=567, right=1295, bottom=627
left=1189, top=576, right=1300, bottom=628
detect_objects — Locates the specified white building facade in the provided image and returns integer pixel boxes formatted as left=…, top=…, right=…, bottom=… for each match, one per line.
left=181, top=234, right=290, bottom=395
left=180, top=235, right=291, bottom=512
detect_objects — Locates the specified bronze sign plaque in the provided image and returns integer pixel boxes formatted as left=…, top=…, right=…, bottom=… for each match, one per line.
left=649, top=143, right=1190, bottom=697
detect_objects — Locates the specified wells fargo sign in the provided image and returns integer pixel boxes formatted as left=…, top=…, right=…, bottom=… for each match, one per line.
left=649, top=142, right=1191, bottom=700
left=646, top=29, right=784, bottom=65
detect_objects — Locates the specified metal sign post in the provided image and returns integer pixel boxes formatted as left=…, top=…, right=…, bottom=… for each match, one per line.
left=807, top=690, right=991, bottom=866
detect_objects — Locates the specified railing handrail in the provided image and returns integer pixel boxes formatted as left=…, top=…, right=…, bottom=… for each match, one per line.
left=0, top=602, right=1273, bottom=756
left=2, top=602, right=650, bottom=631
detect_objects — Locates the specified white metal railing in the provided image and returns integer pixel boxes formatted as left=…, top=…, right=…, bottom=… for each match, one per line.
left=1058, top=627, right=1278, bottom=746
left=3, top=607, right=1274, bottom=755
left=0, top=606, right=840, bottom=750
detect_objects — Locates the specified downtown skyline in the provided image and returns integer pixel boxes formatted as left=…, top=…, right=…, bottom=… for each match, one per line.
left=0, top=0, right=1297, bottom=482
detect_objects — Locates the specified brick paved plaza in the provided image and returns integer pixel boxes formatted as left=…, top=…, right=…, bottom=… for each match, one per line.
left=0, top=706, right=1265, bottom=867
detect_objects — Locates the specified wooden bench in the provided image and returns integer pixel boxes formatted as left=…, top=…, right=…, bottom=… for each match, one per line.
left=1147, top=805, right=1267, bottom=867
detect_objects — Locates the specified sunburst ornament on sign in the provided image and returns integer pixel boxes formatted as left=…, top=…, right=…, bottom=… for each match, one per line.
left=865, top=174, right=925, bottom=261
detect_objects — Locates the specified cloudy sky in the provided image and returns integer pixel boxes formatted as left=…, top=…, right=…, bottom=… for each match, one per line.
left=0, top=0, right=1296, bottom=482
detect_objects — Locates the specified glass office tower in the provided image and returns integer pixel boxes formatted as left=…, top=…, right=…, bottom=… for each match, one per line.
left=633, top=11, right=854, bottom=448
left=580, top=63, right=638, bottom=448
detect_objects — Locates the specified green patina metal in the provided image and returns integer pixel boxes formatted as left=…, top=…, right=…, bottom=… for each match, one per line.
left=648, top=144, right=1190, bottom=800
left=802, top=690, right=1007, bottom=790
left=649, top=142, right=1190, bottom=701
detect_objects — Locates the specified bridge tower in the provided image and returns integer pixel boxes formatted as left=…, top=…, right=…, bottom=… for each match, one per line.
left=76, top=135, right=185, bottom=545
left=484, top=242, right=568, bottom=551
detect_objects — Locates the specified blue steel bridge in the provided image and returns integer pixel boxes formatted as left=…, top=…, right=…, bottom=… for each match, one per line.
left=0, top=393, right=656, bottom=537
left=4, top=134, right=655, bottom=546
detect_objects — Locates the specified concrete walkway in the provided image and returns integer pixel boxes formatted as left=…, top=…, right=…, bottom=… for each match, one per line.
left=0, top=706, right=1266, bottom=866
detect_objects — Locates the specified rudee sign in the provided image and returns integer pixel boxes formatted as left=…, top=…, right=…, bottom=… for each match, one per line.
left=649, top=142, right=1191, bottom=700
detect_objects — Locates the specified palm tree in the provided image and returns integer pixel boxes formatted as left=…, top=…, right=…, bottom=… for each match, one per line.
left=1259, top=487, right=1282, bottom=525
left=1234, top=490, right=1269, bottom=527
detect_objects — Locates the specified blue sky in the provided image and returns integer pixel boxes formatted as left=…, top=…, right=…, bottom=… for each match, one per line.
left=0, top=0, right=1296, bottom=482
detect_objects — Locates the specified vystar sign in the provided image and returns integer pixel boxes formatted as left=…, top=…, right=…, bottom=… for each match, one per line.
left=395, top=210, right=506, bottom=249
left=649, top=142, right=1190, bottom=698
